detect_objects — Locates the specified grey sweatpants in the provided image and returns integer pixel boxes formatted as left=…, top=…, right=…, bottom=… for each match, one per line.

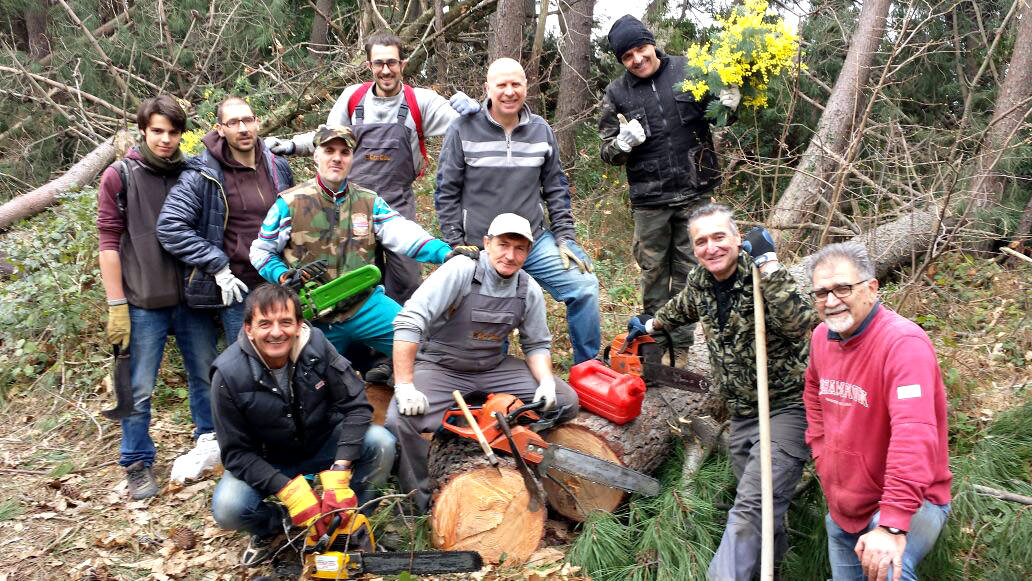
left=384, top=356, right=580, bottom=513
left=708, top=406, right=810, bottom=581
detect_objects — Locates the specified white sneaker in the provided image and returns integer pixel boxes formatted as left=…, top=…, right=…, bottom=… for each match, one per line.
left=169, top=432, right=222, bottom=484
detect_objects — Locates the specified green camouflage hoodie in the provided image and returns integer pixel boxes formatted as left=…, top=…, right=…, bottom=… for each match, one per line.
left=655, top=252, right=819, bottom=417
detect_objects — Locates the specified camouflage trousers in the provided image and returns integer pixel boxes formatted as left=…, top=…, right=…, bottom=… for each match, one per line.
left=632, top=203, right=704, bottom=344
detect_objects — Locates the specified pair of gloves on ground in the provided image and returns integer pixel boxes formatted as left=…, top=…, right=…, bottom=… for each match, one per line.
left=394, top=376, right=557, bottom=416
left=615, top=86, right=743, bottom=152
left=625, top=226, right=778, bottom=341
left=264, top=92, right=480, bottom=156
left=276, top=468, right=357, bottom=542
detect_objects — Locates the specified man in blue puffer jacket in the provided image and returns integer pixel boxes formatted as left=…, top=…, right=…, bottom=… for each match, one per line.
left=157, top=96, right=294, bottom=340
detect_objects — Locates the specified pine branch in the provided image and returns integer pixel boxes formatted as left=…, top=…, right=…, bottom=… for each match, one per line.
left=53, top=0, right=137, bottom=106
left=0, top=65, right=134, bottom=121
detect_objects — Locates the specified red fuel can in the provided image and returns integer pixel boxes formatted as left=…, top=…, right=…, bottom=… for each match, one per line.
left=568, top=359, right=646, bottom=425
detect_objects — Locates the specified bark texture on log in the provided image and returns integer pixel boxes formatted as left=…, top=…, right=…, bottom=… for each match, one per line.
left=769, top=0, right=892, bottom=247
left=429, top=436, right=545, bottom=564
left=0, top=131, right=129, bottom=231
left=542, top=381, right=724, bottom=521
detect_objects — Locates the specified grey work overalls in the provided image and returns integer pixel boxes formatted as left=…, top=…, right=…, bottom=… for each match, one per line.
left=349, top=98, right=422, bottom=303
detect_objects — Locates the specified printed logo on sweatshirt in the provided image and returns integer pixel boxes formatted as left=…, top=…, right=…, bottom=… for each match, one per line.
left=818, top=378, right=869, bottom=407
left=314, top=380, right=325, bottom=390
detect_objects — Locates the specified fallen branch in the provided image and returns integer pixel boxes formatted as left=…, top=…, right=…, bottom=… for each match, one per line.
left=53, top=0, right=136, bottom=105
left=0, top=131, right=129, bottom=231
left=973, top=484, right=1032, bottom=505
left=1000, top=246, right=1032, bottom=265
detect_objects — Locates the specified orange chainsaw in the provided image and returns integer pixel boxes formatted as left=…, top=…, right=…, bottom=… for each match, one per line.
left=441, top=393, right=661, bottom=506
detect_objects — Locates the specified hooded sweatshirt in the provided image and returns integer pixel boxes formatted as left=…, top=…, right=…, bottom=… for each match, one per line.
left=201, top=130, right=277, bottom=288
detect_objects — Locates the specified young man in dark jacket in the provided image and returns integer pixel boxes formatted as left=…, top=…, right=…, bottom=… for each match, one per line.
left=156, top=97, right=294, bottom=340
left=209, top=284, right=395, bottom=567
left=96, top=95, right=219, bottom=501
left=599, top=15, right=741, bottom=345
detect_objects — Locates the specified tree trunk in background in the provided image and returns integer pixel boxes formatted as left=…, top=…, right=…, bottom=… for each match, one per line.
left=488, top=0, right=525, bottom=61
left=967, top=0, right=1032, bottom=226
left=525, top=0, right=550, bottom=110
left=769, top=0, right=891, bottom=249
left=554, top=0, right=595, bottom=165
left=433, top=0, right=449, bottom=89
left=309, top=0, right=334, bottom=60
left=25, top=2, right=51, bottom=61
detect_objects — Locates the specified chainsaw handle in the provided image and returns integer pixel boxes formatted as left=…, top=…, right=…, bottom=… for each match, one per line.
left=505, top=399, right=546, bottom=425
left=441, top=407, right=478, bottom=438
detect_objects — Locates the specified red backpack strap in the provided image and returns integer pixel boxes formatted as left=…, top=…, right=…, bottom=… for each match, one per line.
left=402, top=84, right=429, bottom=177
left=346, top=82, right=374, bottom=119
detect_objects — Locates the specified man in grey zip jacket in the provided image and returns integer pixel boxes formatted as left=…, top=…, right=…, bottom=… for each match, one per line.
left=434, top=58, right=601, bottom=364
left=386, top=213, right=579, bottom=512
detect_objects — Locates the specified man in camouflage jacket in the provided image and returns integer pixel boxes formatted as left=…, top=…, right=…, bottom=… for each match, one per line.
left=626, top=204, right=819, bottom=580
left=250, top=125, right=468, bottom=360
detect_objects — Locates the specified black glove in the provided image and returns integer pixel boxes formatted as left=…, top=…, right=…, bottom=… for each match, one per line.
left=626, top=313, right=653, bottom=342
left=445, top=245, right=480, bottom=261
left=741, top=227, right=777, bottom=267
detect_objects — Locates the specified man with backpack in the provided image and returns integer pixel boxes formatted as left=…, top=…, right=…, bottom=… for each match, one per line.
left=96, top=95, right=220, bottom=501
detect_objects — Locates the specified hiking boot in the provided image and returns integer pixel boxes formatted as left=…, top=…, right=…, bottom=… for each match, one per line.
left=126, top=461, right=159, bottom=500
left=365, top=361, right=393, bottom=385
left=240, top=532, right=285, bottom=567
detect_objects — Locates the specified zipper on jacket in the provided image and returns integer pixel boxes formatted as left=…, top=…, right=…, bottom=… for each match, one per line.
left=650, top=80, right=668, bottom=134
left=506, top=132, right=512, bottom=164
left=200, top=171, right=231, bottom=230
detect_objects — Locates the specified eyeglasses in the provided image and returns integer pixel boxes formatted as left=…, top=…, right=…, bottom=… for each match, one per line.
left=811, top=279, right=871, bottom=302
left=369, top=59, right=401, bottom=70
left=220, top=116, right=257, bottom=129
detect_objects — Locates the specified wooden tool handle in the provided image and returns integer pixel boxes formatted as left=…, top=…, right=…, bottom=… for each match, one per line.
left=452, top=390, right=499, bottom=466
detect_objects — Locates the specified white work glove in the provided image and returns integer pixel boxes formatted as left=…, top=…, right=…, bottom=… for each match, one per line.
left=394, top=382, right=429, bottom=416
left=533, top=376, right=557, bottom=411
left=449, top=91, right=481, bottom=116
left=264, top=136, right=296, bottom=156
left=615, top=113, right=646, bottom=152
left=213, top=265, right=248, bottom=306
left=719, top=86, right=742, bottom=110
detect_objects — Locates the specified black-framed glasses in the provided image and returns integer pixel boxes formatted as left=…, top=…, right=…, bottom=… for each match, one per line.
left=220, top=116, right=257, bottom=129
left=811, top=279, right=871, bottom=302
left=369, top=59, right=401, bottom=69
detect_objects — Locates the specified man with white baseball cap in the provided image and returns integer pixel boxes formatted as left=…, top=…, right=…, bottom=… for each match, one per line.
left=386, top=212, right=580, bottom=512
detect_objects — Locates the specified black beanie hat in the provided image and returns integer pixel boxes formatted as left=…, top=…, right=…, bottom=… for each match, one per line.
left=608, top=14, right=655, bottom=59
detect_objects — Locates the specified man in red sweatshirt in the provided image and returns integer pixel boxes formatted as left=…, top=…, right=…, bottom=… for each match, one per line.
left=804, top=242, right=951, bottom=581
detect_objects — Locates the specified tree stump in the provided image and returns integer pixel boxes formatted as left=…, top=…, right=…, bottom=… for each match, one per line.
left=428, top=436, right=545, bottom=564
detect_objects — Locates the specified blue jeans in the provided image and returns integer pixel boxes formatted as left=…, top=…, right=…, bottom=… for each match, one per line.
left=211, top=425, right=396, bottom=538
left=318, top=286, right=400, bottom=358
left=221, top=299, right=248, bottom=344
left=826, top=500, right=950, bottom=581
left=119, top=305, right=218, bottom=467
left=521, top=231, right=600, bottom=363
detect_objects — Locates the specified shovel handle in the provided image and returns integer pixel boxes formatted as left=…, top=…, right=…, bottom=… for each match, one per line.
left=452, top=391, right=499, bottom=466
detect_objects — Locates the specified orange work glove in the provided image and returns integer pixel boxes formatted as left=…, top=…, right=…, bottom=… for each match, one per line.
left=275, top=475, right=323, bottom=535
left=318, top=469, right=358, bottom=534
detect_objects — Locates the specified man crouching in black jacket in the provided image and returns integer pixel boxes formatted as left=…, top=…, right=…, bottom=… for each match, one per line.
left=209, top=284, right=396, bottom=567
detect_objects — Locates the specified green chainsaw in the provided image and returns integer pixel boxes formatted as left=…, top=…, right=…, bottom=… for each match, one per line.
left=283, top=260, right=381, bottom=320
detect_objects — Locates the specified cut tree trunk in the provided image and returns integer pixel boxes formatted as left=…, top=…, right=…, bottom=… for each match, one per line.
left=542, top=381, right=723, bottom=521
left=769, top=0, right=892, bottom=250
left=428, top=436, right=546, bottom=564
left=0, top=130, right=130, bottom=231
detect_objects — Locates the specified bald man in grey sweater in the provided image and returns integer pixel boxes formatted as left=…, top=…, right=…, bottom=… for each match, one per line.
left=385, top=213, right=579, bottom=512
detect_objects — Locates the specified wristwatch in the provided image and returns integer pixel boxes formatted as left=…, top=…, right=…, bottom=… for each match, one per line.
left=882, top=526, right=907, bottom=535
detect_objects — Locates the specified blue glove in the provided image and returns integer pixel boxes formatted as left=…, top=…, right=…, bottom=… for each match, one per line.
left=449, top=91, right=481, bottom=116
left=741, top=227, right=778, bottom=267
left=626, top=314, right=653, bottom=342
